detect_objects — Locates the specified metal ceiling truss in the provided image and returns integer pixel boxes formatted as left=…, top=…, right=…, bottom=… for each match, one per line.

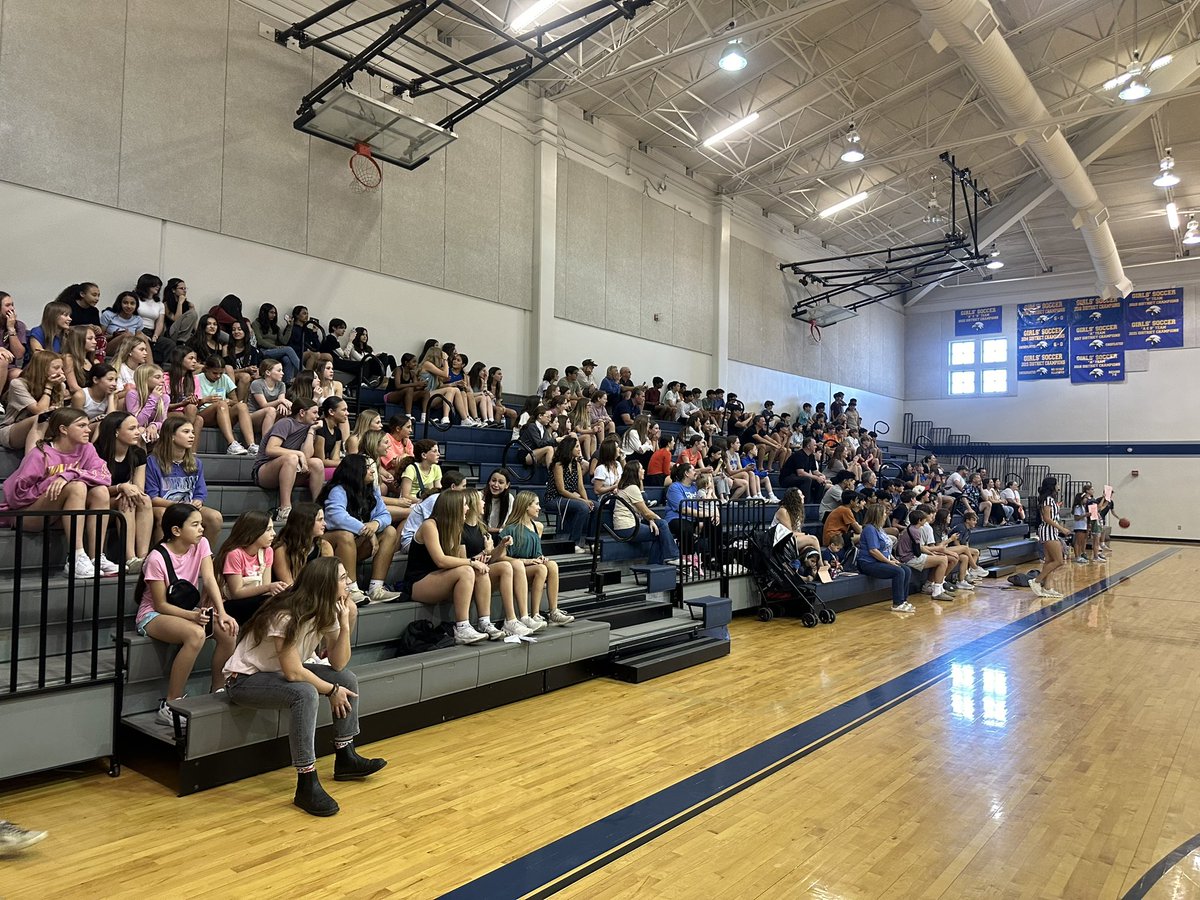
left=274, top=0, right=653, bottom=164
left=781, top=153, right=994, bottom=317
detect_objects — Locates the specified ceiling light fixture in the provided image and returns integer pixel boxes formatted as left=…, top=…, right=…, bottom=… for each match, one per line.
left=840, top=124, right=865, bottom=163
left=1153, top=149, right=1180, bottom=187
left=986, top=244, right=1004, bottom=270
left=701, top=111, right=760, bottom=147
left=818, top=191, right=869, bottom=218
left=718, top=40, right=748, bottom=71
left=1184, top=219, right=1200, bottom=245
left=510, top=0, right=557, bottom=32
left=1118, top=50, right=1152, bottom=100
left=1167, top=202, right=1180, bottom=230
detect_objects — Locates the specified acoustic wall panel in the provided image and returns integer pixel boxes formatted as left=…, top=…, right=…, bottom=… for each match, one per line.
left=604, top=180, right=643, bottom=333
left=640, top=197, right=675, bottom=339
left=381, top=95, right=448, bottom=288
left=672, top=213, right=709, bottom=352
left=221, top=2, right=311, bottom=253
left=497, top=127, right=534, bottom=310
left=562, top=160, right=607, bottom=328
left=554, top=159, right=569, bottom=314
left=444, top=116, right=501, bottom=302
left=120, top=0, right=228, bottom=231
left=0, top=0, right=126, bottom=205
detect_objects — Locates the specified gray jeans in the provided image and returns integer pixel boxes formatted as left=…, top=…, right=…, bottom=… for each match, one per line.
left=225, top=663, right=360, bottom=767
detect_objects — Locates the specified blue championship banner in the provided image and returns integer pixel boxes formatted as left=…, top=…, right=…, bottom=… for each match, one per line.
left=955, top=305, right=1003, bottom=336
left=1071, top=295, right=1125, bottom=383
left=1017, top=299, right=1073, bottom=380
left=1124, top=286, right=1183, bottom=349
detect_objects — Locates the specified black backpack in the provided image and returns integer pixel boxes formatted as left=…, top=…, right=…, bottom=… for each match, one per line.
left=1007, top=569, right=1041, bottom=587
left=396, top=620, right=455, bottom=655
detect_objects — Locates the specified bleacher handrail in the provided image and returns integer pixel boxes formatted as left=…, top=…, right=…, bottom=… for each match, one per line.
left=872, top=420, right=890, bottom=436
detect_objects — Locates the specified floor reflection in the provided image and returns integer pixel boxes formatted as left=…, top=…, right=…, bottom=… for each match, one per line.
left=949, top=662, right=1008, bottom=729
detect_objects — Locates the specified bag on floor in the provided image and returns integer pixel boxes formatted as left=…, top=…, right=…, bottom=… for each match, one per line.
left=397, top=620, right=456, bottom=655
left=1007, top=569, right=1040, bottom=588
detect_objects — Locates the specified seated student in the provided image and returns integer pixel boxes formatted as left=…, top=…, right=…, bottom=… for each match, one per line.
left=165, top=347, right=229, bottom=453
left=620, top=415, right=654, bottom=468
left=739, top=443, right=779, bottom=503
left=0, top=351, right=68, bottom=453
left=357, top=431, right=411, bottom=525
left=545, top=437, right=594, bottom=554
left=646, top=435, right=674, bottom=488
left=313, top=396, right=348, bottom=481
left=248, top=357, right=288, bottom=441
left=101, top=291, right=144, bottom=338
left=536, top=367, right=560, bottom=398
left=378, top=414, right=415, bottom=489
left=189, top=314, right=227, bottom=369
left=663, top=463, right=719, bottom=568
left=399, top=438, right=442, bottom=501
left=678, top=389, right=702, bottom=423
left=462, top=489, right=534, bottom=638
left=587, top=390, right=616, bottom=437
left=400, top=470, right=468, bottom=551
left=556, top=365, right=585, bottom=398
left=215, top=510, right=289, bottom=625
left=197, top=354, right=259, bottom=454
left=463, top=361, right=497, bottom=425
left=818, top=469, right=856, bottom=521
left=822, top=533, right=845, bottom=575
left=598, top=365, right=622, bottom=402
left=591, top=438, right=623, bottom=498
left=1000, top=480, right=1026, bottom=523
left=282, top=305, right=330, bottom=373
left=855, top=502, right=914, bottom=613
left=223, top=319, right=261, bottom=402
left=518, top=405, right=560, bottom=469
left=124, top=363, right=168, bottom=446
left=146, top=416, right=224, bottom=544
left=223, top=556, right=386, bottom=817
left=779, top=436, right=827, bottom=501
left=887, top=489, right=918, bottom=535
left=984, top=478, right=1015, bottom=525
left=485, top=366, right=518, bottom=428
left=317, top=318, right=350, bottom=371
left=822, top=489, right=865, bottom=557
left=253, top=395, right=325, bottom=524
left=482, top=469, right=516, bottom=536
left=612, top=389, right=644, bottom=429
left=928, top=506, right=983, bottom=585
left=319, top=455, right=403, bottom=605
left=612, top=460, right=679, bottom=566
left=77, top=359, right=119, bottom=432
left=567, top=397, right=598, bottom=461
left=61, top=325, right=98, bottom=402
left=417, top=343, right=474, bottom=426
left=252, top=303, right=301, bottom=383
left=500, top=491, right=574, bottom=626
left=0, top=407, right=115, bottom=578
left=159, top=278, right=196, bottom=346
left=385, top=353, right=428, bottom=418
left=95, top=411, right=153, bottom=571
left=403, top=490, right=492, bottom=644
left=894, top=504, right=956, bottom=600
left=964, top=472, right=991, bottom=524
left=135, top=502, right=239, bottom=727
left=773, top=488, right=821, bottom=556
left=272, top=502, right=335, bottom=583
left=26, top=301, right=72, bottom=358
left=644, top=377, right=663, bottom=412
left=318, top=359, right=345, bottom=403
left=112, top=334, right=152, bottom=406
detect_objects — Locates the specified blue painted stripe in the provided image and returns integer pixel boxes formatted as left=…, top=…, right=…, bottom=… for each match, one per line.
left=1122, top=831, right=1200, bottom=899
left=442, top=548, right=1179, bottom=900
left=932, top=441, right=1200, bottom=457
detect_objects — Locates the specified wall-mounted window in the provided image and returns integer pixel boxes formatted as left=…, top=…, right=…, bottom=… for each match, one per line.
left=949, top=338, right=1008, bottom=396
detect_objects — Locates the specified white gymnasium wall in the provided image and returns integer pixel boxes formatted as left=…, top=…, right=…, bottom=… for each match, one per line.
left=905, top=262, right=1200, bottom=539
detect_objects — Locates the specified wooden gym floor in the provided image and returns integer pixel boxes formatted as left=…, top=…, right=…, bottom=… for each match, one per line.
left=3, top=542, right=1200, bottom=899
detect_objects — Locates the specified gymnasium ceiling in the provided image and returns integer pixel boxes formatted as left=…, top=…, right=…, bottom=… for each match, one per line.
left=275, top=0, right=1200, bottom=297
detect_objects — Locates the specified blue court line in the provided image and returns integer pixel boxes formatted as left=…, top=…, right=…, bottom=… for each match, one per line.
left=441, top=548, right=1180, bottom=900
left=1122, top=831, right=1200, bottom=899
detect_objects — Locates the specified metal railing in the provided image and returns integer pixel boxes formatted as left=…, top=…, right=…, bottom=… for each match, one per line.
left=2, top=509, right=128, bottom=777
left=585, top=493, right=642, bottom=602
left=671, top=498, right=773, bottom=600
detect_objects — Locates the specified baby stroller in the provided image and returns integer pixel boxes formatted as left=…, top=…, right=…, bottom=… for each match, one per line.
left=746, top=528, right=836, bottom=627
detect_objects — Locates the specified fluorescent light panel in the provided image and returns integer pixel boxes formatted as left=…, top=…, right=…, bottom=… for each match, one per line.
left=1167, top=202, right=1180, bottom=230
left=702, top=111, right=759, bottom=147
left=511, top=0, right=557, bottom=32
left=818, top=191, right=869, bottom=218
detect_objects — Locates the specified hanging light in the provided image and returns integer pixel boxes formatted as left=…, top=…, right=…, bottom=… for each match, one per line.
left=1167, top=202, right=1181, bottom=230
left=701, top=111, right=759, bottom=147
left=1184, top=220, right=1200, bottom=245
left=1118, top=52, right=1151, bottom=100
left=840, top=124, right=864, bottom=163
left=718, top=40, right=748, bottom=71
left=1153, top=149, right=1180, bottom=187
left=986, top=244, right=1004, bottom=270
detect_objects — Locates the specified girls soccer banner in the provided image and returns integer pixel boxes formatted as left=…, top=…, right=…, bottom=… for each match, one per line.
left=1124, top=287, right=1183, bottom=348
left=1017, top=299, right=1073, bottom=380
left=954, top=305, right=1003, bottom=336
left=1070, top=295, right=1125, bottom=383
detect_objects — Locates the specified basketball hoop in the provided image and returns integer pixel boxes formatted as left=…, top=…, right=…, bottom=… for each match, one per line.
left=349, top=142, right=382, bottom=191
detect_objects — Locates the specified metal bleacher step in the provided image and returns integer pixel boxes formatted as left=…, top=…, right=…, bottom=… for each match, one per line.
left=607, top=608, right=706, bottom=653
left=604, top=607, right=731, bottom=683
left=577, top=597, right=673, bottom=630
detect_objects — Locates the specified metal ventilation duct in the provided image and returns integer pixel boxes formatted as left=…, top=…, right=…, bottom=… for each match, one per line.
left=914, top=0, right=1132, bottom=298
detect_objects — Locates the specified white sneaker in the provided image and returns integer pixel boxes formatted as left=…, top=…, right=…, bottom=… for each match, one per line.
left=246, top=443, right=260, bottom=455
left=65, top=551, right=96, bottom=579
left=921, top=583, right=936, bottom=595
left=227, top=440, right=248, bottom=456
left=970, top=566, right=989, bottom=577
left=462, top=416, right=478, bottom=427
left=519, top=615, right=546, bottom=633
left=1029, top=579, right=1046, bottom=597
left=891, top=601, right=916, bottom=613
left=765, top=494, right=779, bottom=503
left=440, top=416, right=451, bottom=425
left=930, top=584, right=946, bottom=600
left=454, top=622, right=488, bottom=644
left=1074, top=556, right=1089, bottom=565
left=478, top=621, right=506, bottom=641
left=97, top=555, right=120, bottom=577
left=274, top=506, right=292, bottom=524
left=367, top=585, right=402, bottom=603
left=503, top=619, right=533, bottom=638
left=956, top=580, right=976, bottom=591
left=0, top=820, right=47, bottom=853
left=1042, top=587, right=1064, bottom=599
left=546, top=609, right=575, bottom=625
left=157, top=697, right=187, bottom=728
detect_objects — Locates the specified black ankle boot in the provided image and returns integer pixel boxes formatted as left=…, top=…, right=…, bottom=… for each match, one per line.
left=294, top=770, right=339, bottom=816
left=333, top=744, right=388, bottom=781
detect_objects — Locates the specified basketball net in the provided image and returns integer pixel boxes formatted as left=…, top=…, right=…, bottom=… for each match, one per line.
left=349, top=141, right=382, bottom=193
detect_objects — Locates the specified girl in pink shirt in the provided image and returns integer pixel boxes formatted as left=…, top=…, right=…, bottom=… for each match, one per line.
left=125, top=363, right=167, bottom=445
left=214, top=510, right=288, bottom=625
